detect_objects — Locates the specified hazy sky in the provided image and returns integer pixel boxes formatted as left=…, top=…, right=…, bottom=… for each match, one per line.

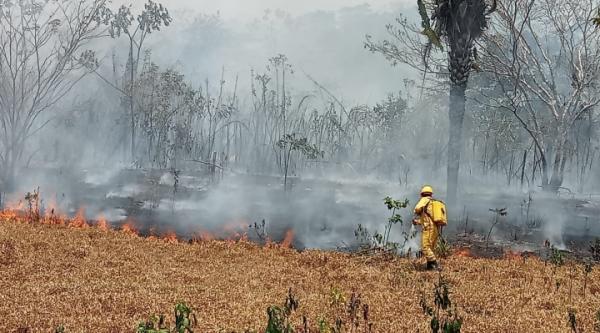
left=121, top=0, right=413, bottom=19
left=106, top=0, right=421, bottom=104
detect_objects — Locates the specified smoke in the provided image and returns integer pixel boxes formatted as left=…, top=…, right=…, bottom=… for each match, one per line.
left=1, top=0, right=598, bottom=254
left=134, top=3, right=420, bottom=105
left=114, top=0, right=414, bottom=21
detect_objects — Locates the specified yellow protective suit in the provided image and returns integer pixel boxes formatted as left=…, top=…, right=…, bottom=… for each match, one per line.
left=414, top=197, right=439, bottom=262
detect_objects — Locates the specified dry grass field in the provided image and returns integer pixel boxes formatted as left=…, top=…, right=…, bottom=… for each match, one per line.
left=0, top=219, right=599, bottom=333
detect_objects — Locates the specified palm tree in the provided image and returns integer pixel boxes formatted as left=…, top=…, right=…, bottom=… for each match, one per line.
left=365, top=0, right=495, bottom=207
left=422, top=0, right=496, bottom=206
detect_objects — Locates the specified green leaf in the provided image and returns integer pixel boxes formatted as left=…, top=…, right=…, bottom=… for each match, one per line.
left=389, top=214, right=403, bottom=224
left=384, top=196, right=394, bottom=209
left=594, top=8, right=600, bottom=26
left=431, top=317, right=440, bottom=333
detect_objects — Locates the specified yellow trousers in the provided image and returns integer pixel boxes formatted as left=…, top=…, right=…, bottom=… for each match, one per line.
left=421, top=222, right=439, bottom=262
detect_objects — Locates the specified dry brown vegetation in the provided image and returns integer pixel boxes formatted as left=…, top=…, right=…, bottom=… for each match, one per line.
left=0, top=220, right=599, bottom=333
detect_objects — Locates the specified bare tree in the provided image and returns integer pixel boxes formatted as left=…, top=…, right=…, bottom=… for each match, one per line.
left=0, top=0, right=111, bottom=191
left=479, top=0, right=600, bottom=191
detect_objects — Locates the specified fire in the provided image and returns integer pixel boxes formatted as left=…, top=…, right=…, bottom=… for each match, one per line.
left=0, top=199, right=25, bottom=222
left=264, top=236, right=274, bottom=247
left=454, top=247, right=472, bottom=258
left=147, top=227, right=159, bottom=238
left=162, top=231, right=178, bottom=243
left=121, top=221, right=139, bottom=236
left=0, top=208, right=20, bottom=221
left=504, top=249, right=523, bottom=260
left=69, top=207, right=89, bottom=228
left=197, top=230, right=215, bottom=241
left=217, top=219, right=250, bottom=242
left=42, top=199, right=66, bottom=225
left=2, top=196, right=299, bottom=250
left=190, top=228, right=234, bottom=243
left=280, top=229, right=294, bottom=248
left=4, top=198, right=25, bottom=211
left=225, top=232, right=246, bottom=242
left=190, top=221, right=257, bottom=244
left=45, top=211, right=67, bottom=225
left=96, top=215, right=110, bottom=231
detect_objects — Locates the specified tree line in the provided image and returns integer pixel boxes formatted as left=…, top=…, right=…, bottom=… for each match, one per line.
left=1, top=0, right=599, bottom=201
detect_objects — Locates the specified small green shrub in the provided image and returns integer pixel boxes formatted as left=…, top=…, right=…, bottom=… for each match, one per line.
left=435, top=237, right=451, bottom=259
left=261, top=288, right=372, bottom=333
left=354, top=196, right=412, bottom=255
left=329, top=287, right=346, bottom=308
left=174, top=303, right=196, bottom=333
left=567, top=308, right=578, bottom=333
left=137, top=302, right=196, bottom=333
left=551, top=248, right=565, bottom=266
left=266, top=288, right=299, bottom=333
left=137, top=314, right=168, bottom=333
left=420, top=273, right=462, bottom=333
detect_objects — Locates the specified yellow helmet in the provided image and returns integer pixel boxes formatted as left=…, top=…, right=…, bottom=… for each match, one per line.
left=420, top=185, right=433, bottom=195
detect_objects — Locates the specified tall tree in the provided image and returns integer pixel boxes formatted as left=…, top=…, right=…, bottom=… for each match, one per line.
left=366, top=0, right=496, bottom=206
left=106, top=0, right=171, bottom=163
left=478, top=0, right=600, bottom=192
left=0, top=0, right=111, bottom=192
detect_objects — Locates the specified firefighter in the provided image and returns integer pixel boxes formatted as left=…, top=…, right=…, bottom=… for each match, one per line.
left=412, top=185, right=440, bottom=270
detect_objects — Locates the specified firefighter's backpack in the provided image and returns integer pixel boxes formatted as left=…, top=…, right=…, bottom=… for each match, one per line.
left=428, top=199, right=447, bottom=226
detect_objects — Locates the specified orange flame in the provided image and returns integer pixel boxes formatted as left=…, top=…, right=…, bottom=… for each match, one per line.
left=218, top=219, right=250, bottom=242
left=43, top=200, right=60, bottom=225
left=454, top=248, right=472, bottom=258
left=264, top=236, right=274, bottom=247
left=42, top=197, right=70, bottom=226
left=4, top=199, right=25, bottom=211
left=96, top=214, right=110, bottom=231
left=280, top=229, right=294, bottom=248
left=0, top=199, right=25, bottom=222
left=162, top=231, right=178, bottom=243
left=121, top=220, right=139, bottom=236
left=197, top=230, right=215, bottom=241
left=1, top=202, right=303, bottom=250
left=190, top=227, right=248, bottom=243
left=147, top=227, right=159, bottom=238
left=0, top=208, right=20, bottom=221
left=504, top=250, right=523, bottom=260
left=225, top=232, right=242, bottom=242
left=69, top=207, right=89, bottom=228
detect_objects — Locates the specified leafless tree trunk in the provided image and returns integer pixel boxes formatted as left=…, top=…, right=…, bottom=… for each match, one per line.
left=479, top=0, right=600, bottom=192
left=0, top=0, right=109, bottom=191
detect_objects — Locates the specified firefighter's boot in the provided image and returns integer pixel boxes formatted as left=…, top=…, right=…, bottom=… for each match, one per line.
left=426, top=260, right=440, bottom=271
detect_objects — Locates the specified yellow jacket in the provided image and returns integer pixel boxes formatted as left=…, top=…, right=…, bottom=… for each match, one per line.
left=414, top=197, right=433, bottom=226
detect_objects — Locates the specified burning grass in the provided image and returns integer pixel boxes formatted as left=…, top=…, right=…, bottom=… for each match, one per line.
left=0, top=195, right=265, bottom=244
left=0, top=218, right=599, bottom=332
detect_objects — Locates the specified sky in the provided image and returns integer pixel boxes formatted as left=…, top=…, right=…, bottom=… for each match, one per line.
left=105, top=0, right=421, bottom=104
left=118, top=0, right=413, bottom=20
